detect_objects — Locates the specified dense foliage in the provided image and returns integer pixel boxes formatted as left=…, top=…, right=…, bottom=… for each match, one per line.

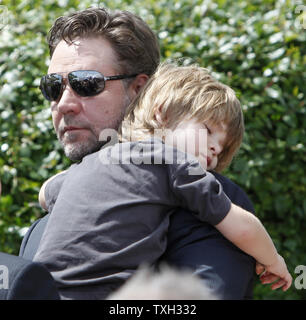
left=0, top=0, right=305, bottom=299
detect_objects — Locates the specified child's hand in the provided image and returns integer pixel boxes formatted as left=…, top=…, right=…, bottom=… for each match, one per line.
left=39, top=180, right=48, bottom=211
left=39, top=170, right=67, bottom=211
left=256, top=255, right=292, bottom=291
left=255, top=261, right=265, bottom=276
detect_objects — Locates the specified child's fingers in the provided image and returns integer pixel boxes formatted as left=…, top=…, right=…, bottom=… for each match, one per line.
left=282, top=274, right=293, bottom=291
left=271, top=279, right=286, bottom=290
left=282, top=282, right=291, bottom=291
left=269, top=273, right=292, bottom=291
left=256, top=262, right=265, bottom=275
left=260, top=272, right=279, bottom=284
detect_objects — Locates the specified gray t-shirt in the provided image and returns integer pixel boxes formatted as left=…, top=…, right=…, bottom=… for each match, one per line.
left=34, top=138, right=231, bottom=299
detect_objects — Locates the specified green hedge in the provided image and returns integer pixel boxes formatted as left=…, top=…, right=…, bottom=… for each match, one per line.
left=0, top=0, right=305, bottom=299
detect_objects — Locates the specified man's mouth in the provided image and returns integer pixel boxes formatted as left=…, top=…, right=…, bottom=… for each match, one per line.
left=59, top=126, right=89, bottom=142
left=61, top=126, right=88, bottom=137
left=63, top=126, right=83, bottom=133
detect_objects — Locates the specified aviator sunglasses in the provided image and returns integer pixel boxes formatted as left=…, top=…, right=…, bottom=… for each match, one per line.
left=39, top=70, right=138, bottom=101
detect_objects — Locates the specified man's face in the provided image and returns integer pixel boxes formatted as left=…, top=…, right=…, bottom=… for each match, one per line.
left=48, top=37, right=134, bottom=161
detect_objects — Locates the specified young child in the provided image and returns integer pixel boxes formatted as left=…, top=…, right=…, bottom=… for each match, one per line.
left=34, top=63, right=292, bottom=299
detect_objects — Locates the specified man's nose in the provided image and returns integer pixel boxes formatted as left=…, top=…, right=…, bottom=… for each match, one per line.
left=56, top=85, right=82, bottom=115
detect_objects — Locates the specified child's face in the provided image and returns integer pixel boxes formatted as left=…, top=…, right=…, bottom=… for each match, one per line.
left=165, top=118, right=227, bottom=170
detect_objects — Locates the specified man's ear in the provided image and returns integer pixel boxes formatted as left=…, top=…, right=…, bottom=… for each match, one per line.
left=128, top=74, right=149, bottom=99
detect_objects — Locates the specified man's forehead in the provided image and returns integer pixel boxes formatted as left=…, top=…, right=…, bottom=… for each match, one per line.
left=48, top=38, right=117, bottom=74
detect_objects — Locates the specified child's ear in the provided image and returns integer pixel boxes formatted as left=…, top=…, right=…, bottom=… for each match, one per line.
left=154, top=104, right=168, bottom=126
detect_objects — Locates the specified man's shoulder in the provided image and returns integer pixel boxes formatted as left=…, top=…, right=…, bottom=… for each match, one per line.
left=210, top=171, right=255, bottom=214
left=211, top=171, right=245, bottom=195
left=211, top=171, right=240, bottom=187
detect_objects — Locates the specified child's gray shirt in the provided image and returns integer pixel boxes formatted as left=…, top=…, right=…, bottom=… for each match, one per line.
left=34, top=138, right=231, bottom=299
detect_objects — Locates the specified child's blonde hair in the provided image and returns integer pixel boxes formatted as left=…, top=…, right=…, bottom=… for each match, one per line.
left=121, top=63, right=244, bottom=172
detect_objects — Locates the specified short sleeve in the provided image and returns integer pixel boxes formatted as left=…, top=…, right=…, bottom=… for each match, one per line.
left=169, top=160, right=232, bottom=226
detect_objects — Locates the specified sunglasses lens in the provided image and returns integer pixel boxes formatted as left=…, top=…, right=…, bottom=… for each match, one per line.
left=40, top=74, right=62, bottom=101
left=68, top=71, right=105, bottom=97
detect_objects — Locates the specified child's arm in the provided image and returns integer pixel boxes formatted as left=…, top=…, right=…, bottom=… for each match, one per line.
left=39, top=171, right=67, bottom=211
left=215, top=203, right=292, bottom=291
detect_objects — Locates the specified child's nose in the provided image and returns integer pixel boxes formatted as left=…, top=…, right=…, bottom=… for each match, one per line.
left=209, top=141, right=222, bottom=155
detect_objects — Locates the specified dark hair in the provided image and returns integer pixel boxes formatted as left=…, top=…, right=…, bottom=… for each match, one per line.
left=48, top=7, right=160, bottom=76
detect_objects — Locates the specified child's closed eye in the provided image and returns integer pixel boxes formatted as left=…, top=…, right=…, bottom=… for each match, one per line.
left=205, top=125, right=212, bottom=134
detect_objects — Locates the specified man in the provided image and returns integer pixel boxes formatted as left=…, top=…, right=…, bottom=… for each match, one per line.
left=0, top=180, right=59, bottom=300
left=19, top=7, right=255, bottom=299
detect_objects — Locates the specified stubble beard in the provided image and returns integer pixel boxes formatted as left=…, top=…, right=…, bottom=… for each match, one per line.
left=59, top=97, right=129, bottom=162
left=60, top=134, right=103, bottom=162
